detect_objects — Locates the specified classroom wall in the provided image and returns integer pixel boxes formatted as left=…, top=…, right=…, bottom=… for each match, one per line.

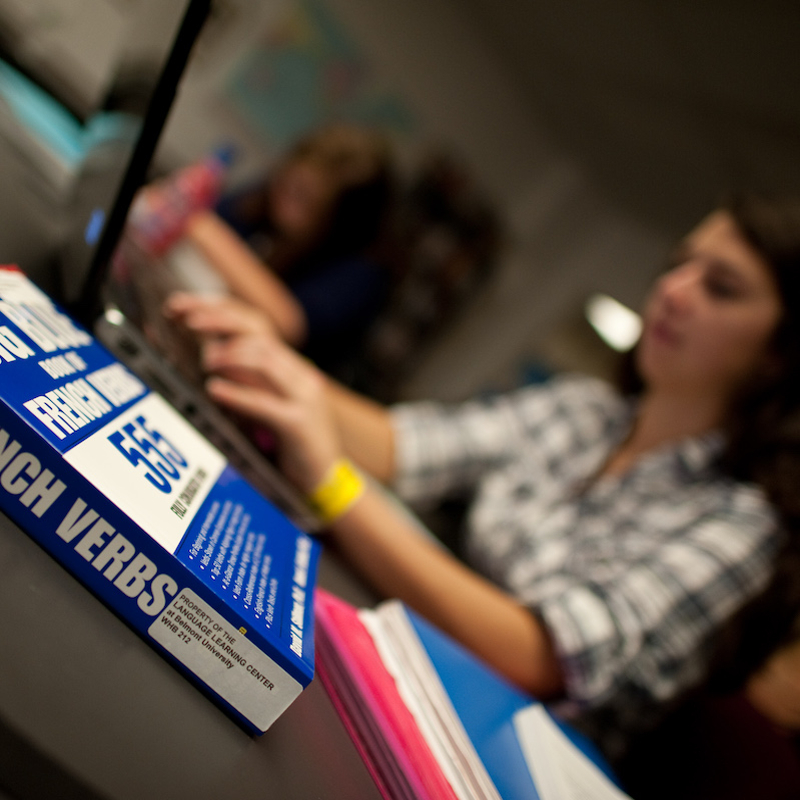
left=159, top=0, right=800, bottom=401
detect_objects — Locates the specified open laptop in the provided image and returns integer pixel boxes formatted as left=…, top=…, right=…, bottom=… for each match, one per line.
left=8, top=0, right=320, bottom=532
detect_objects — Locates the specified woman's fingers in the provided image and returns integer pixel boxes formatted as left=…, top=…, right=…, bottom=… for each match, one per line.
left=203, top=333, right=319, bottom=400
left=206, top=375, right=289, bottom=427
left=206, top=372, right=339, bottom=492
left=167, top=295, right=343, bottom=491
left=202, top=333, right=340, bottom=491
left=164, top=292, right=273, bottom=338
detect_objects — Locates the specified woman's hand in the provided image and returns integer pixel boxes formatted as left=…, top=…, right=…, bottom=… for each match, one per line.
left=164, top=291, right=397, bottom=485
left=163, top=291, right=275, bottom=340
left=201, top=331, right=342, bottom=493
left=745, top=638, right=800, bottom=732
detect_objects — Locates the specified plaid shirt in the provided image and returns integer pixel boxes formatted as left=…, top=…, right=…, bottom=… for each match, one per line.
left=391, top=374, right=783, bottom=757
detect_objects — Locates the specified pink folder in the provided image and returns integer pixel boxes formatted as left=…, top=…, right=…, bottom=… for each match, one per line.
left=314, top=588, right=460, bottom=800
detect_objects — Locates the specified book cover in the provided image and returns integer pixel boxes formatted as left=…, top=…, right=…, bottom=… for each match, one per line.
left=0, top=265, right=319, bottom=734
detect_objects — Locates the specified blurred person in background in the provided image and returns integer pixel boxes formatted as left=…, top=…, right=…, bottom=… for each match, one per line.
left=185, top=123, right=397, bottom=379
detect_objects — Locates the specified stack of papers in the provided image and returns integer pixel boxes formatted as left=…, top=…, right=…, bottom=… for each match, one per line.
left=361, top=599, right=501, bottom=800
left=314, top=589, right=459, bottom=800
left=315, top=589, right=630, bottom=800
left=514, top=705, right=634, bottom=800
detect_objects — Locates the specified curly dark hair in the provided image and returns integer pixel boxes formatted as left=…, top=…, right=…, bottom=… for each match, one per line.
left=221, top=124, right=397, bottom=273
left=719, top=193, right=800, bottom=525
left=279, top=124, right=396, bottom=266
left=716, top=194, right=800, bottom=680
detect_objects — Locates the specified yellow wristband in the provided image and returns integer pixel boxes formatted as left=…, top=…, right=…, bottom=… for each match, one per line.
left=308, top=458, right=365, bottom=524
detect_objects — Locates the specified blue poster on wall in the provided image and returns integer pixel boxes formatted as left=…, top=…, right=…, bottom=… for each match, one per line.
left=226, top=0, right=415, bottom=147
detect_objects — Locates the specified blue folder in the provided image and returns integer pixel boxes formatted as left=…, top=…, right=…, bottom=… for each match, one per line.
left=406, top=608, right=617, bottom=799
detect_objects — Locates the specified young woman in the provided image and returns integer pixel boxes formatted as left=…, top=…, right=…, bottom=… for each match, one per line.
left=183, top=123, right=397, bottom=378
left=164, top=194, right=800, bottom=760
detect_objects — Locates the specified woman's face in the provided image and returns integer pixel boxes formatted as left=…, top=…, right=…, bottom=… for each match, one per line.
left=267, top=159, right=334, bottom=243
left=636, top=210, right=783, bottom=400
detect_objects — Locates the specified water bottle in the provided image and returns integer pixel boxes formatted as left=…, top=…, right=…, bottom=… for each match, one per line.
left=127, top=144, right=235, bottom=257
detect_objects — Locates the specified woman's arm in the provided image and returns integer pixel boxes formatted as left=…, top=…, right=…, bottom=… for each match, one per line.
left=327, top=482, right=564, bottom=695
left=325, top=379, right=395, bottom=483
left=183, top=210, right=308, bottom=346
left=200, top=330, right=564, bottom=696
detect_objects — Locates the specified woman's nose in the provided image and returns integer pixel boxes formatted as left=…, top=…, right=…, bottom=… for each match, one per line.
left=657, top=264, right=698, bottom=312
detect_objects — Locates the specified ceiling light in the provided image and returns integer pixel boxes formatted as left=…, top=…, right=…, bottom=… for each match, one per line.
left=585, top=293, right=642, bottom=352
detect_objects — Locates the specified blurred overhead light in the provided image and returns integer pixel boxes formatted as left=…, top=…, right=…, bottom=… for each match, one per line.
left=585, top=293, right=642, bottom=352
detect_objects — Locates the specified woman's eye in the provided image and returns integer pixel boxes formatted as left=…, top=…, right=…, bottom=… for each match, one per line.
left=705, top=277, right=742, bottom=299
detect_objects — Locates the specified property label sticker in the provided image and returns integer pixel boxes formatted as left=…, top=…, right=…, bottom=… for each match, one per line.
left=149, top=588, right=302, bottom=731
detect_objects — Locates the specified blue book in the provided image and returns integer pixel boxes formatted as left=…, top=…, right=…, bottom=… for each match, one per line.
left=0, top=265, right=320, bottom=734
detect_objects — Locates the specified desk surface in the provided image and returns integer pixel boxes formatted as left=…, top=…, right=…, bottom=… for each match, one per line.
left=0, top=511, right=383, bottom=800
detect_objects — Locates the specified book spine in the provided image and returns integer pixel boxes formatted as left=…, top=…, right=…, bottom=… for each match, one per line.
left=0, top=400, right=303, bottom=733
